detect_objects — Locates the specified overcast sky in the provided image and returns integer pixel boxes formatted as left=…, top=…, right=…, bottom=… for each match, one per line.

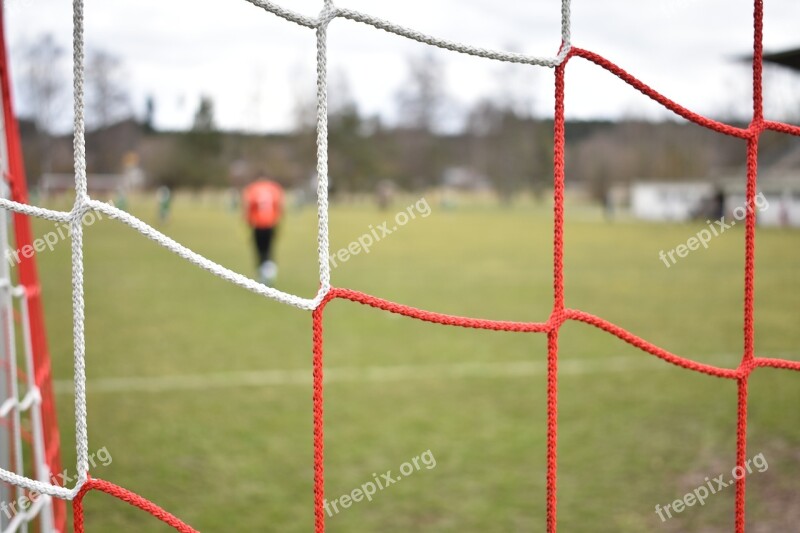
left=5, top=0, right=800, bottom=132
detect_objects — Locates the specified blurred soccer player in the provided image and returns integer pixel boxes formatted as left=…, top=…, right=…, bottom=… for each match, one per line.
left=243, top=178, right=284, bottom=286
left=156, top=185, right=172, bottom=224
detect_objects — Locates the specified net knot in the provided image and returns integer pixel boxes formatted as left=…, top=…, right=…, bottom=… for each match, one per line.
left=316, top=3, right=338, bottom=28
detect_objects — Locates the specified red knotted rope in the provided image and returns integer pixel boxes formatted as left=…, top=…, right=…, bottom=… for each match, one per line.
left=73, top=477, right=198, bottom=533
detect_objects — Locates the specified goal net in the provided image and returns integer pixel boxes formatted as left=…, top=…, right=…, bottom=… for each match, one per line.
left=0, top=8, right=66, bottom=532
left=1, top=0, right=799, bottom=532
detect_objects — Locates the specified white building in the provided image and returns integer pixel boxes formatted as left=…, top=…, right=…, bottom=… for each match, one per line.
left=630, top=181, right=712, bottom=222
left=726, top=176, right=800, bottom=227
left=630, top=176, right=800, bottom=227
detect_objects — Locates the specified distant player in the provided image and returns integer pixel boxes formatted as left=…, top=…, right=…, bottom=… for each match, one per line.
left=243, top=178, right=284, bottom=286
left=156, top=185, right=172, bottom=224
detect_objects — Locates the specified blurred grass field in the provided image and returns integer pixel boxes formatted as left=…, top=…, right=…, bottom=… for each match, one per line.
left=30, top=194, right=800, bottom=532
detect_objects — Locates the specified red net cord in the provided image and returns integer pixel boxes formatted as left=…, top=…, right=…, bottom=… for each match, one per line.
left=72, top=477, right=198, bottom=533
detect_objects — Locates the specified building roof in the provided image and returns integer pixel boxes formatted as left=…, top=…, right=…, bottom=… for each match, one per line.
left=762, top=47, right=800, bottom=72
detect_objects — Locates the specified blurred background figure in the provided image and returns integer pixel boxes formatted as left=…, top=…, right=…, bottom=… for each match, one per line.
left=156, top=185, right=172, bottom=224
left=711, top=187, right=726, bottom=221
left=375, top=179, right=396, bottom=211
left=227, top=186, right=240, bottom=213
left=242, top=177, right=284, bottom=286
left=114, top=186, right=128, bottom=212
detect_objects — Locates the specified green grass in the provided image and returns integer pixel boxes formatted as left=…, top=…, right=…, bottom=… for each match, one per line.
left=28, top=194, right=800, bottom=531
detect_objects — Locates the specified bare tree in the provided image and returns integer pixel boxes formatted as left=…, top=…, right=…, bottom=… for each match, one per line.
left=86, top=49, right=130, bottom=129
left=466, top=96, right=548, bottom=203
left=289, top=62, right=318, bottom=186
left=396, top=51, right=447, bottom=133
left=192, top=96, right=216, bottom=132
left=150, top=96, right=225, bottom=190
left=328, top=68, right=356, bottom=120
left=19, top=34, right=67, bottom=174
left=495, top=43, right=537, bottom=120
left=327, top=69, right=379, bottom=192
left=290, top=62, right=316, bottom=132
left=465, top=56, right=549, bottom=204
left=395, top=52, right=449, bottom=188
left=143, top=95, right=156, bottom=132
left=82, top=49, right=133, bottom=172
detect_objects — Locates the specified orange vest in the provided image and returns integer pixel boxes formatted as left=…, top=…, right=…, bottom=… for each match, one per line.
left=243, top=180, right=284, bottom=228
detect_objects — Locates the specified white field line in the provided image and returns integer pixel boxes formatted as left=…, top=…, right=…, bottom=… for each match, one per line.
left=51, top=354, right=755, bottom=395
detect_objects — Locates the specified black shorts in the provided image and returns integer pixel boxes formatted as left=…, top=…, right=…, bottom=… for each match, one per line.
left=253, top=226, right=276, bottom=264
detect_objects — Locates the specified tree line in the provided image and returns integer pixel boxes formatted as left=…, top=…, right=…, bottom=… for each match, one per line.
left=16, top=33, right=790, bottom=201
